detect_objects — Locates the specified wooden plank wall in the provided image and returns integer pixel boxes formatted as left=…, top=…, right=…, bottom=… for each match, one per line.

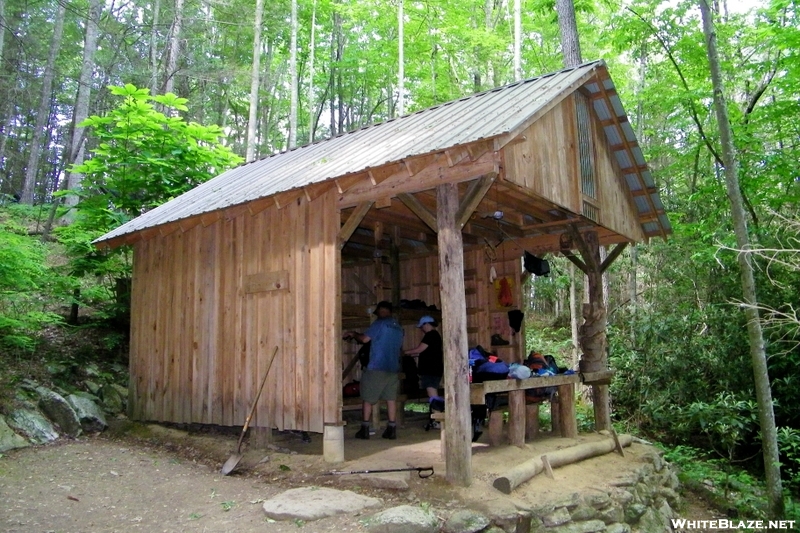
left=502, top=96, right=581, bottom=215
left=591, top=115, right=646, bottom=242
left=129, top=187, right=341, bottom=433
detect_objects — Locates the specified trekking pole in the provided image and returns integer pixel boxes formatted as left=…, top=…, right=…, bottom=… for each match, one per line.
left=323, top=466, right=434, bottom=478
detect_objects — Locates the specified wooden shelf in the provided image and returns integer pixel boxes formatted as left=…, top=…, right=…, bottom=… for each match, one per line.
left=341, top=302, right=441, bottom=328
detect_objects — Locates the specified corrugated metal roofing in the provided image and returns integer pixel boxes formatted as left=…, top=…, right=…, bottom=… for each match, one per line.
left=96, top=59, right=671, bottom=244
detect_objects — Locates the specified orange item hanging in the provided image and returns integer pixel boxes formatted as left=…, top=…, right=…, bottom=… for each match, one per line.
left=498, top=277, right=513, bottom=307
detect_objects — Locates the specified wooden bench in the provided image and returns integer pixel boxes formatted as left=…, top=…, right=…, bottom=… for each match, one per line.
left=431, top=370, right=614, bottom=456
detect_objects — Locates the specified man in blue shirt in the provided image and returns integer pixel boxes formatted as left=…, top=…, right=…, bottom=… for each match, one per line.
left=343, top=301, right=404, bottom=440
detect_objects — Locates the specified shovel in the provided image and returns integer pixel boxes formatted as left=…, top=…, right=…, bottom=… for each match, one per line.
left=221, top=345, right=278, bottom=475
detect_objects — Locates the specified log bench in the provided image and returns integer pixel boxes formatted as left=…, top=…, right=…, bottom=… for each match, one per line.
left=430, top=370, right=614, bottom=457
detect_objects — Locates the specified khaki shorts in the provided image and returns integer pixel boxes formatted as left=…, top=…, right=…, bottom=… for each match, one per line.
left=360, top=370, right=399, bottom=404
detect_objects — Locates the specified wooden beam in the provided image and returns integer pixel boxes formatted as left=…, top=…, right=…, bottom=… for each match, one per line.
left=562, top=251, right=588, bottom=275
left=338, top=201, right=373, bottom=248
left=339, top=151, right=499, bottom=208
left=456, top=174, right=496, bottom=229
left=600, top=242, right=628, bottom=273
left=375, top=197, right=392, bottom=209
left=437, top=182, right=472, bottom=487
left=274, top=188, right=305, bottom=209
left=397, top=192, right=438, bottom=232
left=335, top=173, right=368, bottom=194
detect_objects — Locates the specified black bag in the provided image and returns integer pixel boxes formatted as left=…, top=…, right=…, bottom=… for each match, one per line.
left=357, top=341, right=371, bottom=369
left=524, top=252, right=550, bottom=276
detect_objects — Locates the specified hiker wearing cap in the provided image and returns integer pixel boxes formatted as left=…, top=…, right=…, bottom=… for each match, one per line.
left=342, top=301, right=404, bottom=440
left=405, top=316, right=443, bottom=399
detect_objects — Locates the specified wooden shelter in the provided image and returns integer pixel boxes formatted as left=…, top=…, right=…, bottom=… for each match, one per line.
left=95, top=60, right=670, bottom=486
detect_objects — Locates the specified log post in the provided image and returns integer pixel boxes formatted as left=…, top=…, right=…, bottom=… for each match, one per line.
left=488, top=409, right=505, bottom=446
left=525, top=403, right=540, bottom=441
left=436, top=182, right=472, bottom=486
left=558, top=383, right=578, bottom=438
left=550, top=394, right=561, bottom=434
left=508, top=390, right=526, bottom=447
left=252, top=426, right=272, bottom=448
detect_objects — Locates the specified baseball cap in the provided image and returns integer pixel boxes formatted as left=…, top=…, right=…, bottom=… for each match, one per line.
left=417, top=315, right=436, bottom=327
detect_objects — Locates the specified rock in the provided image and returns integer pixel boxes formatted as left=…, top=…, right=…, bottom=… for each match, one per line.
left=71, top=390, right=102, bottom=403
left=656, top=487, right=680, bottom=508
left=584, top=491, right=611, bottom=509
left=624, top=503, right=647, bottom=524
left=66, top=394, right=107, bottom=433
left=35, top=387, right=81, bottom=437
left=84, top=380, right=101, bottom=395
left=570, top=505, right=598, bottom=521
left=472, top=497, right=523, bottom=532
left=262, top=487, right=381, bottom=521
left=7, top=407, right=59, bottom=443
left=609, top=489, right=634, bottom=507
left=637, top=507, right=669, bottom=532
left=606, top=524, right=631, bottom=533
left=485, top=528, right=505, bottom=533
left=0, top=415, right=29, bottom=452
left=635, top=464, right=654, bottom=478
left=363, top=505, right=439, bottom=533
left=99, top=385, right=124, bottom=414
left=443, top=509, right=491, bottom=533
left=547, top=519, right=606, bottom=533
left=553, top=493, right=583, bottom=511
left=597, top=504, right=624, bottom=525
left=642, top=452, right=664, bottom=472
left=633, top=482, right=652, bottom=505
left=657, top=501, right=673, bottom=522
left=542, top=507, right=571, bottom=527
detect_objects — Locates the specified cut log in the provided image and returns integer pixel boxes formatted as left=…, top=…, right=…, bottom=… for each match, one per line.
left=493, top=434, right=632, bottom=494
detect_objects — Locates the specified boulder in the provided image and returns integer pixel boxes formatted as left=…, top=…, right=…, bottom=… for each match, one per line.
left=547, top=520, right=606, bottom=533
left=542, top=507, right=572, bottom=527
left=443, top=509, right=491, bottom=533
left=7, top=407, right=59, bottom=443
left=624, top=503, right=647, bottom=524
left=606, top=524, right=631, bottom=533
left=637, top=507, right=670, bottom=532
left=0, top=414, right=29, bottom=452
left=35, top=387, right=81, bottom=437
left=99, top=385, right=124, bottom=415
left=363, top=505, right=439, bottom=533
left=570, top=505, right=598, bottom=521
left=262, top=487, right=381, bottom=521
left=66, top=394, right=107, bottom=433
left=598, top=504, right=624, bottom=525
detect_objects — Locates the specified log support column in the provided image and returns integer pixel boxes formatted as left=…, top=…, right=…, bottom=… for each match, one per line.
left=437, top=182, right=472, bottom=487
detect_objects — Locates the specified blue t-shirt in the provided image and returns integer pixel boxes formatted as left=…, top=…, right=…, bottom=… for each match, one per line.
left=365, top=317, right=404, bottom=372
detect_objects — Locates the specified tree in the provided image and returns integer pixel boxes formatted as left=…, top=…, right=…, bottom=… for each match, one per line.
left=163, top=0, right=184, bottom=95
left=555, top=0, right=582, bottom=68
left=289, top=0, right=298, bottom=149
left=398, top=0, right=404, bottom=116
left=246, top=0, right=265, bottom=162
left=20, top=2, right=66, bottom=204
left=698, top=0, right=784, bottom=518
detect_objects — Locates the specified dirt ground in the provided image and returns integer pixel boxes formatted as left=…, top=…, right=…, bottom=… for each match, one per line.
left=0, top=410, right=726, bottom=533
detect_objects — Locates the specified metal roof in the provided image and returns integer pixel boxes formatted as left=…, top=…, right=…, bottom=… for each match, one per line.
left=96, top=60, right=671, bottom=244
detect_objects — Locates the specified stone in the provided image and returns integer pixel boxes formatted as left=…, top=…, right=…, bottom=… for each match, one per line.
left=642, top=452, right=664, bottom=472
left=472, top=497, right=524, bottom=532
left=99, top=385, right=124, bottom=414
left=597, top=504, right=624, bottom=525
left=656, top=487, right=680, bottom=508
left=442, top=509, right=491, bottom=533
left=633, top=483, right=652, bottom=505
left=547, top=519, right=606, bottom=533
left=570, top=505, right=598, bottom=521
left=584, top=491, right=611, bottom=509
left=7, top=407, right=59, bottom=443
left=609, top=489, right=634, bottom=507
left=606, top=524, right=631, bottom=533
left=262, top=487, right=381, bottom=521
left=35, top=386, right=81, bottom=437
left=637, top=507, right=669, bottom=532
left=635, top=464, right=654, bottom=479
left=84, top=380, right=101, bottom=395
left=485, top=528, right=505, bottom=533
left=665, top=470, right=680, bottom=491
left=363, top=504, right=439, bottom=533
left=624, top=503, right=647, bottom=524
left=0, top=415, right=29, bottom=452
left=657, top=501, right=673, bottom=522
left=67, top=394, right=108, bottom=433
left=542, top=507, right=571, bottom=527
left=553, top=493, right=583, bottom=511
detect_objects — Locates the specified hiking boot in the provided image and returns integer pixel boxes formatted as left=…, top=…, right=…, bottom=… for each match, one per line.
left=355, top=426, right=370, bottom=440
left=382, top=425, right=397, bottom=440
left=490, top=334, right=510, bottom=346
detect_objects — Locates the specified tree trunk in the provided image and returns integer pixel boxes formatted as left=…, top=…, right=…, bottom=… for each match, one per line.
left=0, top=0, right=6, bottom=67
left=289, top=0, right=298, bottom=149
left=149, top=0, right=162, bottom=96
left=397, top=0, right=404, bottom=116
left=437, top=183, right=471, bottom=487
left=513, top=0, right=521, bottom=81
left=245, top=0, right=264, bottom=162
left=699, top=0, right=783, bottom=518
left=164, top=0, right=184, bottom=95
left=21, top=2, right=66, bottom=204
left=64, top=0, right=101, bottom=208
left=569, top=262, right=579, bottom=366
left=307, top=0, right=316, bottom=142
left=555, top=0, right=582, bottom=68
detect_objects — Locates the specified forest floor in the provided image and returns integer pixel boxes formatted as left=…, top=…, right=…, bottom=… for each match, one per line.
left=0, top=411, right=728, bottom=533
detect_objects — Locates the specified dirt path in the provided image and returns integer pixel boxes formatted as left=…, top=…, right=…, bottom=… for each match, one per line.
left=0, top=438, right=372, bottom=533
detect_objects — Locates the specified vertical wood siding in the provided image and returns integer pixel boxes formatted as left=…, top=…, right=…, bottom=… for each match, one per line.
left=129, top=188, right=340, bottom=432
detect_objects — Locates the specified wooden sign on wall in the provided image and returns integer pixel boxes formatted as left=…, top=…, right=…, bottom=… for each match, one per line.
left=244, top=270, right=289, bottom=294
